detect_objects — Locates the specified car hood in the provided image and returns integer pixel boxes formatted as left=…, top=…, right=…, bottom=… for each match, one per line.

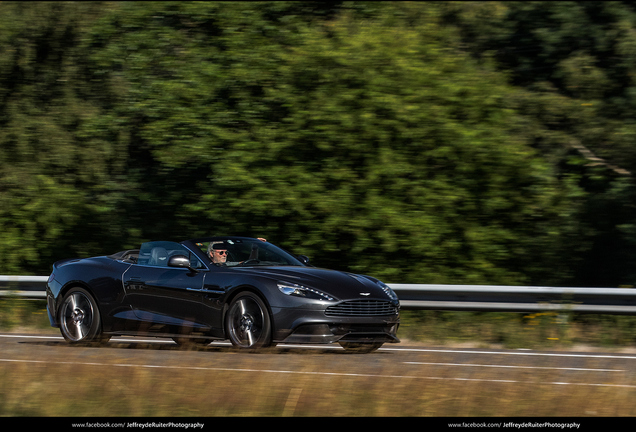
left=232, top=266, right=392, bottom=301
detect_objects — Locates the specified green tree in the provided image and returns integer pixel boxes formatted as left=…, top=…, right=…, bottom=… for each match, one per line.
left=441, top=1, right=636, bottom=286
left=0, top=1, right=602, bottom=290
left=82, top=2, right=581, bottom=284
left=0, top=2, right=128, bottom=274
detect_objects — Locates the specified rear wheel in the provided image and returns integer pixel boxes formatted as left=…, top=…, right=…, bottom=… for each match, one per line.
left=225, top=292, right=272, bottom=349
left=59, top=287, right=107, bottom=344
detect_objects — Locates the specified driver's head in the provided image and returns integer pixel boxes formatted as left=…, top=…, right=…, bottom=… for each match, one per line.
left=208, top=242, right=228, bottom=264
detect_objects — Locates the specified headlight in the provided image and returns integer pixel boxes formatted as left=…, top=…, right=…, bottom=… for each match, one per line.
left=377, top=280, right=399, bottom=301
left=277, top=282, right=336, bottom=301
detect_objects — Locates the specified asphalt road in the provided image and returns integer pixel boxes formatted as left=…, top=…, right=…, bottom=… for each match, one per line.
left=2, top=332, right=636, bottom=390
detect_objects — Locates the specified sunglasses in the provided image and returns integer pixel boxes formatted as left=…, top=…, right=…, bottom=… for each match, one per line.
left=214, top=250, right=228, bottom=255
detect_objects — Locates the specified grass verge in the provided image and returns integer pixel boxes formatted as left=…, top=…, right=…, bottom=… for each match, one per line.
left=399, top=309, right=636, bottom=351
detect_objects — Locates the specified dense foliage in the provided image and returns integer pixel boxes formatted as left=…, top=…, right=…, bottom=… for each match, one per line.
left=1, top=1, right=635, bottom=287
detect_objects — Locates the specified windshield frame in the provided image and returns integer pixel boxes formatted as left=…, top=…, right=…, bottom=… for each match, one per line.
left=182, top=236, right=307, bottom=267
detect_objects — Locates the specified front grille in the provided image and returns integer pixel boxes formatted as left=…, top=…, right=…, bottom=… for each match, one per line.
left=325, top=300, right=398, bottom=317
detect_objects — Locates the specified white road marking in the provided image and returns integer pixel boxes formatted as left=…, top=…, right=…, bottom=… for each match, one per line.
left=0, top=334, right=61, bottom=340
left=380, top=346, right=636, bottom=360
left=403, top=361, right=624, bottom=372
left=0, top=334, right=175, bottom=344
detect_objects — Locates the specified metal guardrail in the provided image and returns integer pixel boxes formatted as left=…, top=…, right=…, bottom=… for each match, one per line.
left=0, top=276, right=48, bottom=299
left=2, top=276, right=636, bottom=315
left=390, top=284, right=636, bottom=314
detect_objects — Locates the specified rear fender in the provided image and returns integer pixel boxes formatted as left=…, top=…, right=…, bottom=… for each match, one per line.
left=49, top=281, right=97, bottom=327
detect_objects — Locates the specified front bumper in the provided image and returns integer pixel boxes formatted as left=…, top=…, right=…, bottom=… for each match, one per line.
left=278, top=322, right=400, bottom=344
left=270, top=305, right=400, bottom=344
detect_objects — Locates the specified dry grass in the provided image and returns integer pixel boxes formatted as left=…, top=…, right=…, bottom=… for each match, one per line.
left=399, top=310, right=636, bottom=350
left=2, top=352, right=636, bottom=417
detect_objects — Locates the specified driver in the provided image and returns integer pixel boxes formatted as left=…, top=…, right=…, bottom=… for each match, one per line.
left=207, top=238, right=268, bottom=266
left=208, top=242, right=230, bottom=265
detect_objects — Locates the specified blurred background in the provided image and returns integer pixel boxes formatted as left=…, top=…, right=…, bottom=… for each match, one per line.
left=2, top=1, right=636, bottom=290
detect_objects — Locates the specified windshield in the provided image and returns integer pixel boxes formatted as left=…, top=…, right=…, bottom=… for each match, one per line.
left=191, top=238, right=305, bottom=267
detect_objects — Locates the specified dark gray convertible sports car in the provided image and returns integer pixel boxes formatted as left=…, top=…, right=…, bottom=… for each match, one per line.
left=46, top=237, right=400, bottom=352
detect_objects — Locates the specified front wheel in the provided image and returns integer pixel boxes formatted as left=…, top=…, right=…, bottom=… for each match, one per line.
left=59, top=287, right=107, bottom=344
left=225, top=292, right=272, bottom=349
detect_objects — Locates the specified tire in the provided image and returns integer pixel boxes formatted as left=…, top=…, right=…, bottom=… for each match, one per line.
left=338, top=342, right=384, bottom=353
left=59, top=287, right=107, bottom=344
left=225, top=291, right=272, bottom=349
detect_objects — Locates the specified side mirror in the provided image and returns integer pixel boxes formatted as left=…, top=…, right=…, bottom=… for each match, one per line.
left=168, top=255, right=199, bottom=272
left=297, top=255, right=310, bottom=265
